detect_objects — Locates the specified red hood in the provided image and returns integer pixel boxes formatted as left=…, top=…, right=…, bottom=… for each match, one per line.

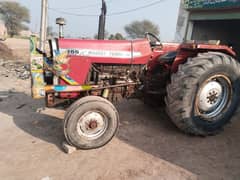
left=57, top=38, right=152, bottom=64
left=53, top=38, right=153, bottom=85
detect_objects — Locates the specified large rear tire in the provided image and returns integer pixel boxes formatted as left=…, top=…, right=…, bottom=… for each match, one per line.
left=165, top=52, right=240, bottom=136
left=64, top=96, right=119, bottom=149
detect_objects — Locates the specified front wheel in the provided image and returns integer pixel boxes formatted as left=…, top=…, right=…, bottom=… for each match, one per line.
left=165, top=52, right=240, bottom=136
left=64, top=96, right=119, bottom=149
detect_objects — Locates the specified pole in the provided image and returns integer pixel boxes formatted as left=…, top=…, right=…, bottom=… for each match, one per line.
left=98, top=0, right=107, bottom=40
left=39, top=0, right=48, bottom=51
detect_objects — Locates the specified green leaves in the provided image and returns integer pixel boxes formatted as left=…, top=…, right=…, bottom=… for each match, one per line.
left=0, top=2, right=30, bottom=37
left=124, top=20, right=160, bottom=39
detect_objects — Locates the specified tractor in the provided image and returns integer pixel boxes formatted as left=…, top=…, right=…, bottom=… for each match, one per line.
left=30, top=32, right=240, bottom=150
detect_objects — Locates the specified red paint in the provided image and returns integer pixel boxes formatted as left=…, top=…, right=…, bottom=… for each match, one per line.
left=55, top=38, right=236, bottom=99
left=148, top=42, right=180, bottom=71
left=57, top=38, right=153, bottom=98
left=171, top=43, right=236, bottom=72
left=58, top=39, right=152, bottom=84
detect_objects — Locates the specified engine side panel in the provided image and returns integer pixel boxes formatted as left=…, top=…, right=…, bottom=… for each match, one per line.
left=57, top=39, right=152, bottom=85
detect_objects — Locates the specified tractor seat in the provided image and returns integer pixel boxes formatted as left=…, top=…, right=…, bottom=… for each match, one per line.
left=158, top=51, right=177, bottom=64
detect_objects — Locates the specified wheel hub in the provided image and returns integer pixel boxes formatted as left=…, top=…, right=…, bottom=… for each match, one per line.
left=199, top=81, right=222, bottom=112
left=196, top=75, right=231, bottom=119
left=88, top=120, right=98, bottom=129
left=77, top=111, right=107, bottom=139
left=207, top=91, right=219, bottom=104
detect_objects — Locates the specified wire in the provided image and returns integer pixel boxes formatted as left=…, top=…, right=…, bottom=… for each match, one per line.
left=49, top=7, right=97, bottom=17
left=49, top=0, right=166, bottom=17
left=109, top=0, right=165, bottom=16
left=52, top=0, right=113, bottom=10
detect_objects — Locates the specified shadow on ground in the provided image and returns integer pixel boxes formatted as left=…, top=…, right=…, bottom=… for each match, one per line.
left=115, top=100, right=240, bottom=180
left=0, top=91, right=65, bottom=152
left=1, top=92, right=240, bottom=179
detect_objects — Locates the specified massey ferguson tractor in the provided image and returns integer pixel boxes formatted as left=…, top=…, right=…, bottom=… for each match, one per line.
left=30, top=31, right=240, bottom=150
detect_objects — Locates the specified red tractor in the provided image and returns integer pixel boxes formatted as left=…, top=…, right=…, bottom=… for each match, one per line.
left=30, top=32, right=240, bottom=149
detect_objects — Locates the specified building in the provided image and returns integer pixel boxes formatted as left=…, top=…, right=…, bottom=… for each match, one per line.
left=175, top=0, right=240, bottom=57
left=0, top=20, right=7, bottom=40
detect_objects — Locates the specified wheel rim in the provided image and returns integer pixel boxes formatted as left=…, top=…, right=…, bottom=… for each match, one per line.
left=77, top=110, right=108, bottom=140
left=195, top=74, right=232, bottom=120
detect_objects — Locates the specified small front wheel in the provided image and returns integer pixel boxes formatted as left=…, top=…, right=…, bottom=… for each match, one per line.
left=64, top=96, right=119, bottom=149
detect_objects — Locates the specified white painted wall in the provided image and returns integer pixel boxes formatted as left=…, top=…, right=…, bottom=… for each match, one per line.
left=0, top=20, right=7, bottom=38
left=174, top=0, right=189, bottom=42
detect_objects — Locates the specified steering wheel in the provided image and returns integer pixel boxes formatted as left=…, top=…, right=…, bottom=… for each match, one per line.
left=145, top=32, right=162, bottom=47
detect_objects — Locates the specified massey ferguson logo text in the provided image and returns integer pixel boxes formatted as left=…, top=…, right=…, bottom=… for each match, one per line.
left=60, top=49, right=142, bottom=59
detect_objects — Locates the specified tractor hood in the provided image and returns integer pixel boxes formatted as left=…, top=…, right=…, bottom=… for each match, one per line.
left=51, top=38, right=152, bottom=65
left=48, top=38, right=153, bottom=85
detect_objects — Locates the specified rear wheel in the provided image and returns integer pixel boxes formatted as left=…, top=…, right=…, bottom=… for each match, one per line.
left=165, top=52, right=240, bottom=136
left=64, top=96, right=119, bottom=149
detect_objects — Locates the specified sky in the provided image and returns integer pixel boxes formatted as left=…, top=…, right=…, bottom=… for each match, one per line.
left=17, top=0, right=180, bottom=41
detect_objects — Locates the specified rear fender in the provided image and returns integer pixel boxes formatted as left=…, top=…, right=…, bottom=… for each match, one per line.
left=171, top=43, right=237, bottom=73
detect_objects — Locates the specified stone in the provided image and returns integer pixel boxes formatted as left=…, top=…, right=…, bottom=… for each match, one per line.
left=0, top=92, right=9, bottom=99
left=0, top=60, right=30, bottom=80
left=62, top=141, right=77, bottom=154
left=41, top=176, right=52, bottom=180
left=24, top=64, right=30, bottom=71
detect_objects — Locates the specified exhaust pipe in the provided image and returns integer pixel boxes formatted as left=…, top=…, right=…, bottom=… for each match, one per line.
left=98, top=0, right=107, bottom=40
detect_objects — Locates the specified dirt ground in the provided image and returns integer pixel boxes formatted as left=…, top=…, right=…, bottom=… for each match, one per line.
left=1, top=38, right=30, bottom=61
left=0, top=39, right=240, bottom=180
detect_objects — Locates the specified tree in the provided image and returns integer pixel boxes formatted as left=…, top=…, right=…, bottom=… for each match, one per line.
left=0, top=2, right=30, bottom=37
left=108, top=33, right=125, bottom=40
left=124, top=20, right=160, bottom=39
